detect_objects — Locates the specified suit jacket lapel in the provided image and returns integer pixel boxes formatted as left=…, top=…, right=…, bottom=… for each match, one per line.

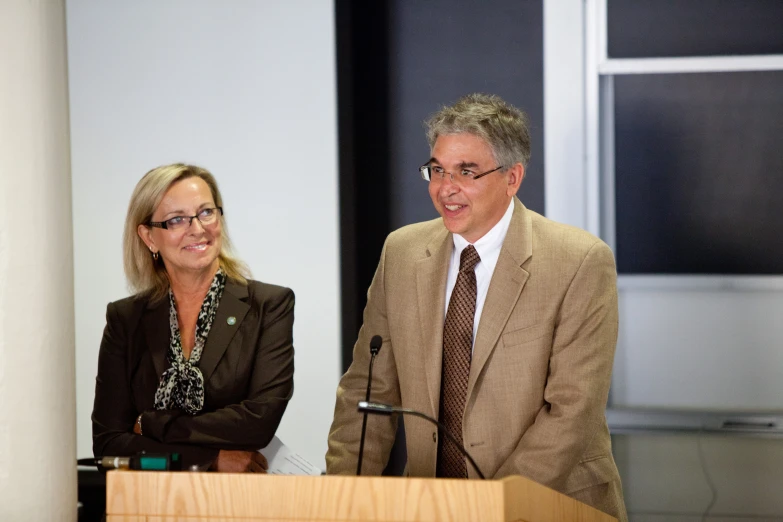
left=467, top=198, right=532, bottom=400
left=416, top=227, right=452, bottom=416
left=199, top=281, right=250, bottom=382
left=142, top=296, right=170, bottom=379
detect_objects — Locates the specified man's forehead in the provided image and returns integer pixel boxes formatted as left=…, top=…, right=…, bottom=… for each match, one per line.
left=430, top=133, right=494, bottom=164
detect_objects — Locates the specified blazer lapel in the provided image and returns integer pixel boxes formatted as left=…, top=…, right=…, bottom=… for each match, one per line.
left=467, top=198, right=532, bottom=400
left=416, top=227, right=452, bottom=416
left=142, top=297, right=170, bottom=379
left=198, top=281, right=250, bottom=382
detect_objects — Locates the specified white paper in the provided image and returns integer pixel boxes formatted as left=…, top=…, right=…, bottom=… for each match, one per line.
left=259, top=436, right=322, bottom=476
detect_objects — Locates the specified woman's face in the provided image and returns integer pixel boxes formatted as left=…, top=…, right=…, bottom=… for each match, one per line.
left=138, top=177, right=222, bottom=280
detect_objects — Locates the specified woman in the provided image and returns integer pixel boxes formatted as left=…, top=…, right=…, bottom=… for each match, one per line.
left=92, top=163, right=294, bottom=472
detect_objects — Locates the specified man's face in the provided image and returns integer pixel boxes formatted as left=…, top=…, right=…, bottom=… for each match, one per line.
left=428, top=133, right=523, bottom=243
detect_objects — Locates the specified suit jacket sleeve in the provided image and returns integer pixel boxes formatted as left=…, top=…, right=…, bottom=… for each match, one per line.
left=326, top=239, right=401, bottom=475
left=140, top=287, right=295, bottom=450
left=494, top=241, right=619, bottom=490
left=92, top=301, right=219, bottom=470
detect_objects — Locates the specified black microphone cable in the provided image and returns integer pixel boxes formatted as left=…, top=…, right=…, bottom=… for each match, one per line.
left=358, top=400, right=486, bottom=480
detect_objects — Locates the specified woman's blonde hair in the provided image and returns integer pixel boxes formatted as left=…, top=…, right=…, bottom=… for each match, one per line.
left=123, top=163, right=250, bottom=301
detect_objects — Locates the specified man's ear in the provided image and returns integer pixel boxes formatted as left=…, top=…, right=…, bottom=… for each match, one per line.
left=137, top=224, right=156, bottom=253
left=506, top=163, right=525, bottom=196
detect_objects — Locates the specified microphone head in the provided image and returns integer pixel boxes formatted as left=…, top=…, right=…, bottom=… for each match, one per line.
left=369, top=335, right=383, bottom=356
left=357, top=401, right=395, bottom=415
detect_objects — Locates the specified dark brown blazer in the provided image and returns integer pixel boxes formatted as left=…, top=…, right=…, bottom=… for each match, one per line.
left=92, top=280, right=295, bottom=470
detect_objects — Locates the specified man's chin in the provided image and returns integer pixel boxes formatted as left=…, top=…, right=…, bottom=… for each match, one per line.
left=441, top=218, right=465, bottom=236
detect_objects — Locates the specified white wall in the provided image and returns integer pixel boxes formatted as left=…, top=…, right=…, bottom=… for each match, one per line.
left=67, top=0, right=339, bottom=468
left=613, top=288, right=783, bottom=410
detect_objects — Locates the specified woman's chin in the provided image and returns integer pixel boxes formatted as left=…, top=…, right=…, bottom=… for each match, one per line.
left=168, top=256, right=220, bottom=277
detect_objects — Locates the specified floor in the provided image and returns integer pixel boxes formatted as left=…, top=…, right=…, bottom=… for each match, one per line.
left=613, top=433, right=783, bottom=521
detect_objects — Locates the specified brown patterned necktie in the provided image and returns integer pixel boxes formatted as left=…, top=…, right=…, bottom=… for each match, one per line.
left=437, top=245, right=480, bottom=478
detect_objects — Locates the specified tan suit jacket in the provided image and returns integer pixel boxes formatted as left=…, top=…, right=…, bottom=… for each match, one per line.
left=92, top=280, right=295, bottom=470
left=327, top=199, right=627, bottom=521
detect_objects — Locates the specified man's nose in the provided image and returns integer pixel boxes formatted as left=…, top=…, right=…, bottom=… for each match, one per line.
left=439, top=173, right=460, bottom=195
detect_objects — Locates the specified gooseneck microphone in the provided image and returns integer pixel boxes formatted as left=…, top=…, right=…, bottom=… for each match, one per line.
left=358, top=400, right=486, bottom=480
left=77, top=452, right=181, bottom=471
left=356, top=335, right=383, bottom=476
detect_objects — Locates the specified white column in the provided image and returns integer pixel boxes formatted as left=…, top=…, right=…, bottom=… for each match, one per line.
left=543, top=0, right=587, bottom=229
left=0, top=1, right=76, bottom=520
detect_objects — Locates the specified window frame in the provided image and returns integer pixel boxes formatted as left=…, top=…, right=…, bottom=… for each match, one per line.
left=546, top=0, right=783, bottom=290
left=544, top=0, right=783, bottom=428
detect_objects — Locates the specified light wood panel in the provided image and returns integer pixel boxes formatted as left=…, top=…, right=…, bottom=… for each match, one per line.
left=106, top=471, right=616, bottom=522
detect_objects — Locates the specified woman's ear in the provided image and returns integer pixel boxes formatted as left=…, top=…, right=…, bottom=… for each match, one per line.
left=137, top=224, right=156, bottom=253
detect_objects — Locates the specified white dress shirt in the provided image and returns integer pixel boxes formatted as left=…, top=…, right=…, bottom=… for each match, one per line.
left=444, top=198, right=515, bottom=351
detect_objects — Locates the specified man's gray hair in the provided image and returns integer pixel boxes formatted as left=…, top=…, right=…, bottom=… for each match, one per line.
left=425, top=93, right=531, bottom=168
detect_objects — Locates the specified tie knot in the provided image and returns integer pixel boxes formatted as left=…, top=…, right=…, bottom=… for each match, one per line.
left=459, top=245, right=480, bottom=272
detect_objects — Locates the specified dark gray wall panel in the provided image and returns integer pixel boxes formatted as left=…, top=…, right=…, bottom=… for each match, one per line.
left=387, top=0, right=544, bottom=229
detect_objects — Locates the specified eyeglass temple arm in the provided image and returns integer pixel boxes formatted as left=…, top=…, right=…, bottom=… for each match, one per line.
left=471, top=165, right=504, bottom=180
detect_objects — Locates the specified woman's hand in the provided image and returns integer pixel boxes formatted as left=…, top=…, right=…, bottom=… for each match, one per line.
left=211, top=450, right=268, bottom=473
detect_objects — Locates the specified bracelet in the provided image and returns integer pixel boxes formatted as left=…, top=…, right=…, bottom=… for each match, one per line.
left=135, top=414, right=143, bottom=436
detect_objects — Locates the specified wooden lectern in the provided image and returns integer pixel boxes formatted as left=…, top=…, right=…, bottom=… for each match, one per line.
left=106, top=471, right=616, bottom=522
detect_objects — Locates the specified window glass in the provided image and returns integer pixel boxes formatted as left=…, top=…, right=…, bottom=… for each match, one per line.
left=613, top=71, right=783, bottom=274
left=608, top=0, right=783, bottom=58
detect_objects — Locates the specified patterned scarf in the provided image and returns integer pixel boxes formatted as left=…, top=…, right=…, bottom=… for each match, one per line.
left=153, top=268, right=227, bottom=415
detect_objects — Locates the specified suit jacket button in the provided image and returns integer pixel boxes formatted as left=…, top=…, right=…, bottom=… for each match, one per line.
left=432, top=432, right=437, bottom=443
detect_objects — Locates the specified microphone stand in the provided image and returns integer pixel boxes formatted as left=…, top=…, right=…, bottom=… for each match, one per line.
left=356, top=336, right=382, bottom=475
left=358, top=401, right=486, bottom=480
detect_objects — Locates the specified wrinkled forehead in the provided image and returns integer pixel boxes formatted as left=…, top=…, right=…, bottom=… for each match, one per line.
left=430, top=132, right=497, bottom=164
left=432, top=130, right=499, bottom=157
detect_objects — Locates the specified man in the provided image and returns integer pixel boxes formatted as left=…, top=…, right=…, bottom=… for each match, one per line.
left=327, top=93, right=626, bottom=521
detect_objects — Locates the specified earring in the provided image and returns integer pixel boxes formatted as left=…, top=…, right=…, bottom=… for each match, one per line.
left=151, top=250, right=159, bottom=261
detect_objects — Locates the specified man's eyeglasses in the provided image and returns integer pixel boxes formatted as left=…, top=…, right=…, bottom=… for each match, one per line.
left=148, top=207, right=223, bottom=231
left=420, top=164, right=504, bottom=185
